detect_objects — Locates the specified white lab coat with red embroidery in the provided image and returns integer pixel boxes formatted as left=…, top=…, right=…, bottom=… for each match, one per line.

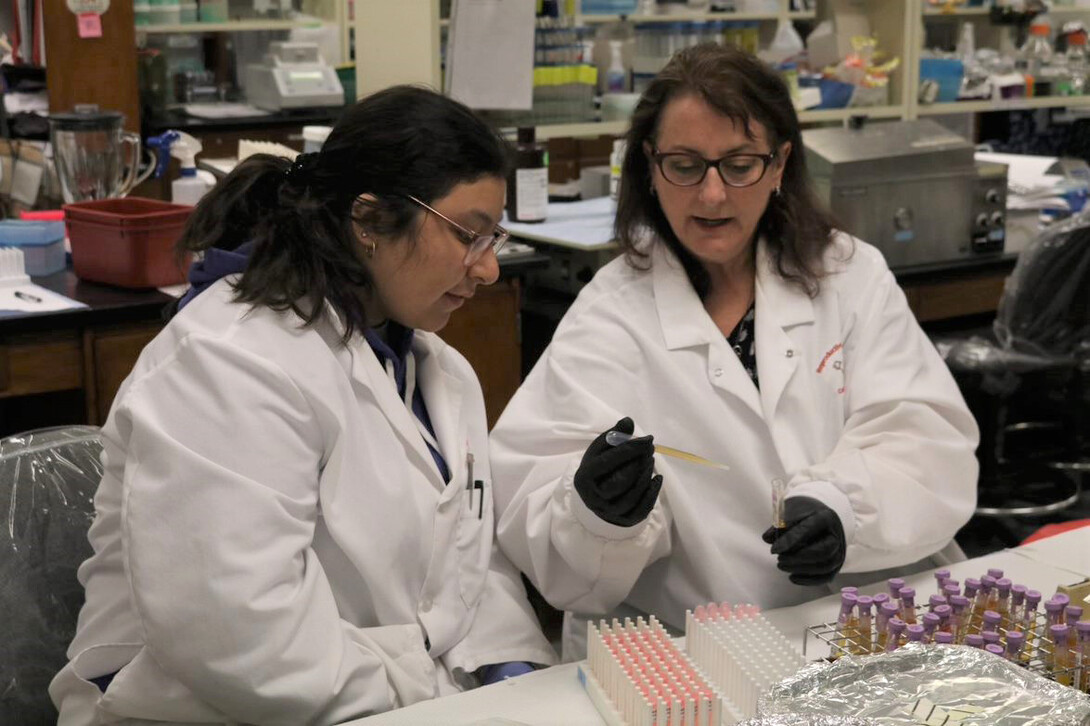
left=490, top=233, right=979, bottom=647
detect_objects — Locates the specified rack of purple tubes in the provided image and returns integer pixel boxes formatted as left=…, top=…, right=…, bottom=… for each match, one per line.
left=803, top=568, right=1090, bottom=692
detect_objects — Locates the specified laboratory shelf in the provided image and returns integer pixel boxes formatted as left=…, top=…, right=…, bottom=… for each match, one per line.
left=578, top=10, right=816, bottom=23
left=138, top=19, right=326, bottom=33
left=798, top=105, right=907, bottom=122
left=921, top=6, right=990, bottom=17
left=916, top=95, right=1090, bottom=115
left=532, top=120, right=629, bottom=139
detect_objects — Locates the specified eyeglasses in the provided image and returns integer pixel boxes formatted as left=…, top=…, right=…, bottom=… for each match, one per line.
left=651, top=149, right=777, bottom=188
left=407, top=194, right=509, bottom=266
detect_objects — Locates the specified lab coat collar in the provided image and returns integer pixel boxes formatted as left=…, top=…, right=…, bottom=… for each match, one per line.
left=650, top=237, right=815, bottom=349
left=322, top=301, right=464, bottom=493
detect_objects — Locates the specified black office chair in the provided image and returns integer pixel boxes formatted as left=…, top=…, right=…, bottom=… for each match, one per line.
left=936, top=216, right=1090, bottom=528
left=0, top=426, right=102, bottom=725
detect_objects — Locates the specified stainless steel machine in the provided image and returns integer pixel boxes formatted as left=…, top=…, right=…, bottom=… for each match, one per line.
left=803, top=119, right=1006, bottom=269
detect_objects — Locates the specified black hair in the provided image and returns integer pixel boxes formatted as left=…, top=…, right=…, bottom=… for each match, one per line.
left=175, top=85, right=511, bottom=340
left=614, top=43, right=839, bottom=298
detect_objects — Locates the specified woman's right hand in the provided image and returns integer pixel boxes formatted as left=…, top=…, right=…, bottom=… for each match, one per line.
left=573, top=417, right=663, bottom=527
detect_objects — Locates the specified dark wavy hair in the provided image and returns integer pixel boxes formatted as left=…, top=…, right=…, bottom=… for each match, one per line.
left=174, top=85, right=510, bottom=340
left=615, top=43, right=839, bottom=298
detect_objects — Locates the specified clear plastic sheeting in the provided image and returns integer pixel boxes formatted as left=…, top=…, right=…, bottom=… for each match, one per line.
left=0, top=426, right=102, bottom=724
left=995, top=209, right=1090, bottom=361
left=756, top=644, right=1090, bottom=725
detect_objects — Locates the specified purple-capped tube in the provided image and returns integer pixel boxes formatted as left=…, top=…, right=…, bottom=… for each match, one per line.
left=872, top=592, right=890, bottom=608
left=1011, top=584, right=1027, bottom=626
left=950, top=595, right=970, bottom=642
left=981, top=576, right=998, bottom=614
left=900, top=587, right=917, bottom=624
left=985, top=643, right=1005, bottom=656
left=1046, top=599, right=1065, bottom=628
left=856, top=596, right=874, bottom=655
left=934, top=604, right=953, bottom=634
left=888, top=578, right=905, bottom=600
left=934, top=631, right=955, bottom=644
left=965, top=633, right=984, bottom=648
left=833, top=592, right=859, bottom=659
left=928, top=594, right=948, bottom=612
left=1075, top=622, right=1090, bottom=691
left=1066, top=605, right=1083, bottom=625
left=982, top=610, right=1002, bottom=633
left=987, top=568, right=1004, bottom=580
left=840, top=586, right=859, bottom=596
left=906, top=623, right=926, bottom=643
left=1050, top=623, right=1073, bottom=684
left=886, top=618, right=906, bottom=652
left=943, top=583, right=961, bottom=601
left=934, top=569, right=950, bottom=594
left=1053, top=593, right=1071, bottom=608
left=996, top=577, right=1012, bottom=627
left=922, top=612, right=941, bottom=642
left=877, top=601, right=900, bottom=652
left=1006, top=630, right=1025, bottom=661
left=964, top=577, right=981, bottom=600
left=982, top=630, right=1001, bottom=646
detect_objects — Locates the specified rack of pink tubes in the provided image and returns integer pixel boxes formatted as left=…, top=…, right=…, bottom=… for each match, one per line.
left=819, top=567, right=1090, bottom=691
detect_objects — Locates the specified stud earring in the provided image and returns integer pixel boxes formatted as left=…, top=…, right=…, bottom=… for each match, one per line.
left=773, top=185, right=782, bottom=197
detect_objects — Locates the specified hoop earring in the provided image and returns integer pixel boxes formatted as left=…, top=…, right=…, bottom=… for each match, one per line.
left=366, top=239, right=376, bottom=259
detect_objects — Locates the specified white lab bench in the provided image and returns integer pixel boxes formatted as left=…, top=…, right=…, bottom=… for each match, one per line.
left=352, top=527, right=1090, bottom=725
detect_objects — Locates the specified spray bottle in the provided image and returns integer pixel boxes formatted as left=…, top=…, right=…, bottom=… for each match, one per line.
left=147, top=130, right=215, bottom=206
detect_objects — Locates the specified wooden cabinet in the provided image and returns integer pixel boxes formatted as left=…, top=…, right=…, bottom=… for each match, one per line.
left=439, top=278, right=522, bottom=429
left=0, top=332, right=84, bottom=398
left=82, top=324, right=163, bottom=425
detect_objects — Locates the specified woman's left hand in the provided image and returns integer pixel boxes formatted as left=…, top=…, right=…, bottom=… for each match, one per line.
left=761, top=496, right=846, bottom=586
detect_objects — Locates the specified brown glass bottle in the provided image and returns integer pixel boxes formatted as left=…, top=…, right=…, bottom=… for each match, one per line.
left=506, top=127, right=548, bottom=223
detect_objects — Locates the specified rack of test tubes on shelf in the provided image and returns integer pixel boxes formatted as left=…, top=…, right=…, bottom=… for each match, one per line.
left=803, top=568, right=1090, bottom=694
left=579, top=603, right=806, bottom=726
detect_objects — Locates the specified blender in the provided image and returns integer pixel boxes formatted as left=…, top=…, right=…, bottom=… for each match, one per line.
left=49, top=105, right=155, bottom=203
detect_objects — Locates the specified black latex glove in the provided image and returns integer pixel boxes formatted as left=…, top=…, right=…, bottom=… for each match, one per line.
left=761, top=496, right=846, bottom=586
left=574, top=417, right=663, bottom=527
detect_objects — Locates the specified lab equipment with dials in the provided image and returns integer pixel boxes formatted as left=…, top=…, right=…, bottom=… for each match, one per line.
left=803, top=119, right=1007, bottom=269
left=244, top=42, right=343, bottom=111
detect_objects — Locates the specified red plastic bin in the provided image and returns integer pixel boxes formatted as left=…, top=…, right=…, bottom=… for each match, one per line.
left=64, top=197, right=193, bottom=289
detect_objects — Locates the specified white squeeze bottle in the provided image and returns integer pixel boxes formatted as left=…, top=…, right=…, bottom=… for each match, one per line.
left=170, top=131, right=214, bottom=206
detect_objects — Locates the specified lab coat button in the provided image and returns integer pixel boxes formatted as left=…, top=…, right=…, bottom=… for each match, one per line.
left=713, top=368, right=723, bottom=377
left=785, top=349, right=794, bottom=358
left=421, top=599, right=433, bottom=612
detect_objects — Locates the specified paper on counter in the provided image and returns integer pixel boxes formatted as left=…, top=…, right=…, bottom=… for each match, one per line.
left=975, top=151, right=1063, bottom=195
left=0, top=282, right=87, bottom=315
left=503, top=197, right=618, bottom=250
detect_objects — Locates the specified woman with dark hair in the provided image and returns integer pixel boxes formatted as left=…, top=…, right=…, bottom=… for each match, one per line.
left=50, top=85, right=555, bottom=724
left=490, top=44, right=978, bottom=658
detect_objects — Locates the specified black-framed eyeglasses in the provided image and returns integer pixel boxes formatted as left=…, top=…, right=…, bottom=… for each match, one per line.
left=408, top=194, right=509, bottom=266
left=651, top=149, right=777, bottom=188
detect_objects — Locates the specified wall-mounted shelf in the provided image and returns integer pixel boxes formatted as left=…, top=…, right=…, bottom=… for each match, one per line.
left=921, top=6, right=989, bottom=16
left=798, top=105, right=907, bottom=122
left=916, top=95, right=1090, bottom=115
left=138, top=18, right=326, bottom=33
left=579, top=10, right=816, bottom=23
left=532, top=120, right=629, bottom=139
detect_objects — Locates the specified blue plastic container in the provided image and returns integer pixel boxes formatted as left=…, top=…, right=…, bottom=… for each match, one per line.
left=919, top=58, right=964, bottom=103
left=0, top=220, right=67, bottom=276
left=816, top=79, right=854, bottom=109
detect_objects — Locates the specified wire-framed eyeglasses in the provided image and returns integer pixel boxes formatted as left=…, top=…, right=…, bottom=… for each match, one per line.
left=651, top=149, right=778, bottom=188
left=407, top=194, right=509, bottom=266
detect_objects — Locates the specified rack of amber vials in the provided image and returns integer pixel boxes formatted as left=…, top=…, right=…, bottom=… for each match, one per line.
left=804, top=568, right=1090, bottom=693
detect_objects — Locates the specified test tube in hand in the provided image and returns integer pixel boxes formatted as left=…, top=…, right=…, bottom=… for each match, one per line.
left=771, top=478, right=787, bottom=531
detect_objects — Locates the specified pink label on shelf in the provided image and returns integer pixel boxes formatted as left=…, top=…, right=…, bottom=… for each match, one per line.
left=77, top=13, right=102, bottom=38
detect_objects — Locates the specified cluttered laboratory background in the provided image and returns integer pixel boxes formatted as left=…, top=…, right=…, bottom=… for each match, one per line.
left=0, top=0, right=1089, bottom=723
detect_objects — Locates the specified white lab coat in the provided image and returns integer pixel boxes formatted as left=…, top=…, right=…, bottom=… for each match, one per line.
left=490, top=234, right=979, bottom=654
left=50, top=279, right=556, bottom=726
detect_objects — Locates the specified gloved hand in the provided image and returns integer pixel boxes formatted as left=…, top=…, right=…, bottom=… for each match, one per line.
left=761, top=496, right=846, bottom=586
left=574, top=417, right=663, bottom=527
left=478, top=661, right=535, bottom=685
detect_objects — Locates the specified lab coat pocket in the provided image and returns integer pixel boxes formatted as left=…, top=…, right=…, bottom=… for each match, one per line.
left=454, top=476, right=492, bottom=608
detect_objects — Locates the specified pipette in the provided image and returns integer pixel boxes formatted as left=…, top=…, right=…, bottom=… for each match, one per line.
left=604, top=430, right=730, bottom=471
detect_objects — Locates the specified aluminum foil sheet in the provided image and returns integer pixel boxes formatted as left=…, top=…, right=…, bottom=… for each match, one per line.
left=738, top=717, right=875, bottom=725
left=756, top=644, right=1090, bottom=725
